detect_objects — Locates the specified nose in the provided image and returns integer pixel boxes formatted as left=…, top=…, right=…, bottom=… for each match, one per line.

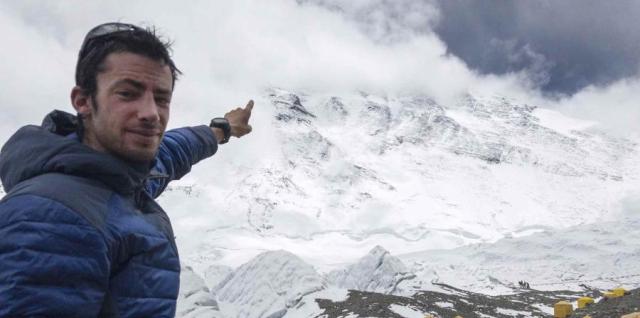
left=138, top=92, right=160, bottom=123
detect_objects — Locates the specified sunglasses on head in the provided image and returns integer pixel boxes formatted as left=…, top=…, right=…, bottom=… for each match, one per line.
left=79, top=22, right=143, bottom=59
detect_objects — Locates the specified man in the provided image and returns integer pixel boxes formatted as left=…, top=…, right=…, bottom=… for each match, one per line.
left=0, top=23, right=252, bottom=317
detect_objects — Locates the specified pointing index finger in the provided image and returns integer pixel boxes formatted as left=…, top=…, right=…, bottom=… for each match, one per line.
left=245, top=100, right=254, bottom=113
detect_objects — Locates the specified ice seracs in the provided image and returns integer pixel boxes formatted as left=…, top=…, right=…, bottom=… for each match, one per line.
left=214, top=250, right=325, bottom=318
left=328, top=245, right=415, bottom=294
left=177, top=266, right=221, bottom=318
left=203, top=264, right=234, bottom=291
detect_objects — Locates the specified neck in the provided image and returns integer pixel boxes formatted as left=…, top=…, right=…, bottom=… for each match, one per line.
left=81, top=129, right=105, bottom=153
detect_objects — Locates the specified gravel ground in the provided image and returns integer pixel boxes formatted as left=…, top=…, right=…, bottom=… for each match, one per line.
left=573, top=288, right=640, bottom=318
left=315, top=283, right=639, bottom=318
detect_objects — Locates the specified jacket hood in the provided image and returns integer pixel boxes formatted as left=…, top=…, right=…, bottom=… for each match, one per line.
left=0, top=110, right=151, bottom=194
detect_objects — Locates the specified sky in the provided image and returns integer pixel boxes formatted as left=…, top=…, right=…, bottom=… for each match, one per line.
left=0, top=0, right=639, bottom=144
left=434, top=0, right=640, bottom=95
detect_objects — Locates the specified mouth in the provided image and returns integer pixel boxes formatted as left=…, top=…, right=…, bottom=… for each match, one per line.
left=127, top=128, right=162, bottom=138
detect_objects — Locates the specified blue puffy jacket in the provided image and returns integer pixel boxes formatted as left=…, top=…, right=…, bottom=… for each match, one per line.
left=0, top=111, right=218, bottom=317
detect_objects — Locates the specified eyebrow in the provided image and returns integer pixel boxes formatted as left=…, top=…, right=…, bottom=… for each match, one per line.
left=113, top=78, right=172, bottom=96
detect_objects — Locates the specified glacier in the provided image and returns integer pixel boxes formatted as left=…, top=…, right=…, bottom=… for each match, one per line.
left=157, top=88, right=640, bottom=317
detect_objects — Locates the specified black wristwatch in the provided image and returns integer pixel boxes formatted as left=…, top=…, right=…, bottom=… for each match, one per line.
left=209, top=117, right=231, bottom=144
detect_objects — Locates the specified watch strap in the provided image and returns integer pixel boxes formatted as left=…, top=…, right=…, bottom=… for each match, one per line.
left=209, top=117, right=231, bottom=144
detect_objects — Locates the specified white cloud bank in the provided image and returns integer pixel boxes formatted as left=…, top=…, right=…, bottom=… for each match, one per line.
left=0, top=0, right=637, bottom=143
left=551, top=77, right=640, bottom=137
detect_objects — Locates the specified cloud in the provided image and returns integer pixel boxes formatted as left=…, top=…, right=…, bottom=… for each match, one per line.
left=550, top=77, right=640, bottom=137
left=298, top=0, right=440, bottom=43
left=0, top=3, right=74, bottom=141
left=432, top=0, right=640, bottom=95
left=0, top=1, right=518, bottom=133
left=0, top=0, right=637, bottom=143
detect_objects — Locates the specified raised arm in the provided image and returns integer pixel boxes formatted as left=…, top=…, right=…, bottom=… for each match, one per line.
left=147, top=100, right=254, bottom=198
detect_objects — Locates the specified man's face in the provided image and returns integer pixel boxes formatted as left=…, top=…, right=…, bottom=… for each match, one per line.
left=77, top=52, right=173, bottom=162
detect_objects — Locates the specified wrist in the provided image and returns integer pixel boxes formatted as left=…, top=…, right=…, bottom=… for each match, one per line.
left=209, top=117, right=231, bottom=144
left=211, top=127, right=226, bottom=144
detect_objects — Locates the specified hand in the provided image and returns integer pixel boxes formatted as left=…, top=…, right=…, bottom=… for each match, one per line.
left=225, top=100, right=254, bottom=138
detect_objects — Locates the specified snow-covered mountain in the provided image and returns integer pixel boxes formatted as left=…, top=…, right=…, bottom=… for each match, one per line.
left=157, top=88, right=640, bottom=317
left=170, top=88, right=638, bottom=268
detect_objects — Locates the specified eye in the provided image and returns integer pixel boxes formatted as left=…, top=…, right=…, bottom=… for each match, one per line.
left=117, top=90, right=135, bottom=99
left=155, top=96, right=171, bottom=107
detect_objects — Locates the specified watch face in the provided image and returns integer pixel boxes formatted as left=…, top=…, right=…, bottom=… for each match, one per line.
left=211, top=118, right=230, bottom=128
left=212, top=118, right=228, bottom=126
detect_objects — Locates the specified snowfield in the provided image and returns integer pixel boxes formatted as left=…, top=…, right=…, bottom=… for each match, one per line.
left=159, top=89, right=640, bottom=317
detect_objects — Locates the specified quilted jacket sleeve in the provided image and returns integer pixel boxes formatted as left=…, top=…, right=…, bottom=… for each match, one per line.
left=147, top=125, right=218, bottom=198
left=0, top=195, right=111, bottom=317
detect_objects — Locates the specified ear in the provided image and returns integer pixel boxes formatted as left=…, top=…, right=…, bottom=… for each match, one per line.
left=70, top=86, right=93, bottom=117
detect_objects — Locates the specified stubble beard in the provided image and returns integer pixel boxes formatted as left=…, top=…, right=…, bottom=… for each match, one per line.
left=83, top=97, right=163, bottom=164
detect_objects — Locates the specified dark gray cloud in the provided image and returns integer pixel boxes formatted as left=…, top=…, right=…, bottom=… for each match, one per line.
left=433, top=0, right=640, bottom=95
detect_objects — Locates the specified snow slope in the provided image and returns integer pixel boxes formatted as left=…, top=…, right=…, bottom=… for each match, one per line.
left=165, top=88, right=639, bottom=274
left=399, top=215, right=640, bottom=296
left=161, top=88, right=640, bottom=316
